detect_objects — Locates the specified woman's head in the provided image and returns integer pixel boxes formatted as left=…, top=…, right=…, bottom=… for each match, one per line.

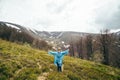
left=57, top=47, right=61, bottom=52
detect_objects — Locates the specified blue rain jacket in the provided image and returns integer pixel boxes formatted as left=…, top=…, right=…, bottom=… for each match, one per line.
left=48, top=49, right=69, bottom=66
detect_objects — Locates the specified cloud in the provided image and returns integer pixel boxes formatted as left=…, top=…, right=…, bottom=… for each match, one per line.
left=95, top=0, right=120, bottom=30
left=0, top=0, right=120, bottom=33
left=46, top=0, right=72, bottom=14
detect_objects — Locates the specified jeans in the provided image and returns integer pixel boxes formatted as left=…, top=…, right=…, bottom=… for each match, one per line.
left=56, top=62, right=62, bottom=72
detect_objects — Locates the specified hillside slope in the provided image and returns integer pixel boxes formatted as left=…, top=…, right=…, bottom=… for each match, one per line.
left=0, top=39, right=120, bottom=80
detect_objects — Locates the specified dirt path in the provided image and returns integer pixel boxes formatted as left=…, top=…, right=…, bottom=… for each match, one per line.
left=37, top=72, right=49, bottom=80
left=37, top=62, right=49, bottom=80
left=37, top=62, right=42, bottom=69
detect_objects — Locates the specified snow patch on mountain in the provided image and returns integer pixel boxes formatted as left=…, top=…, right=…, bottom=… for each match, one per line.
left=56, top=32, right=64, bottom=38
left=6, top=24, right=20, bottom=30
left=30, top=29, right=38, bottom=34
left=25, top=27, right=38, bottom=34
left=110, top=29, right=120, bottom=33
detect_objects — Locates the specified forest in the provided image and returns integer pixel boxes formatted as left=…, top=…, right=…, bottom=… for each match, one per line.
left=69, top=30, right=120, bottom=68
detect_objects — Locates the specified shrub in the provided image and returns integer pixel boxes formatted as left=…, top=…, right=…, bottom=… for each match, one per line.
left=14, top=68, right=41, bottom=80
left=67, top=72, right=81, bottom=80
left=42, top=66, right=50, bottom=72
left=0, top=74, right=7, bottom=80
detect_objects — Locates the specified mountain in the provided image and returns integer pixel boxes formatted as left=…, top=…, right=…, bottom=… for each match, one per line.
left=0, top=21, right=39, bottom=39
left=0, top=21, right=119, bottom=47
left=0, top=21, right=95, bottom=48
left=115, top=31, right=120, bottom=36
left=0, top=39, right=120, bottom=80
left=0, top=21, right=52, bottom=50
left=37, top=31, right=90, bottom=42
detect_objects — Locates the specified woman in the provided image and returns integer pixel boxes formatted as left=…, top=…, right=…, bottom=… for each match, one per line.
left=48, top=48, right=69, bottom=72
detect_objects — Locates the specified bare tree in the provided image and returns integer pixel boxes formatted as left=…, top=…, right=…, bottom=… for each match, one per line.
left=69, top=42, right=75, bottom=57
left=109, top=33, right=120, bottom=67
left=85, top=35, right=93, bottom=60
left=76, top=37, right=83, bottom=59
left=99, top=29, right=111, bottom=65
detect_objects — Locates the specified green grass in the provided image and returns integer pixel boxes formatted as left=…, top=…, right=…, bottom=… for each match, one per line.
left=0, top=39, right=120, bottom=80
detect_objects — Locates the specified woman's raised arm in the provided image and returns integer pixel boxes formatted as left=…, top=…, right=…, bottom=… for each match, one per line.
left=48, top=51, right=57, bottom=56
left=61, top=49, right=69, bottom=55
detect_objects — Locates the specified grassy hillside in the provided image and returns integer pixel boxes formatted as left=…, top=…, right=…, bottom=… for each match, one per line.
left=0, top=39, right=120, bottom=80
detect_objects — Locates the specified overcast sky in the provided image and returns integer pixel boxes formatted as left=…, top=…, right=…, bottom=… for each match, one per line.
left=0, top=0, right=120, bottom=33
